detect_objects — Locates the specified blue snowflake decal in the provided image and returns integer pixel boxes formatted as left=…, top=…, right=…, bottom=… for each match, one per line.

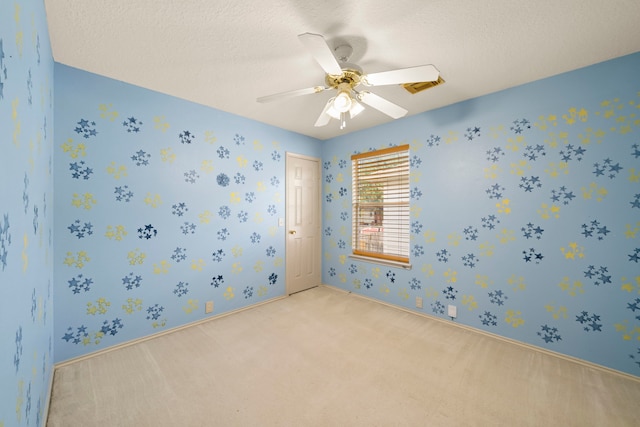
left=348, top=264, right=358, bottom=274
left=575, top=311, right=603, bottom=331
left=521, top=222, right=544, bottom=239
left=485, top=183, right=505, bottom=200
left=325, top=174, right=334, bottom=183
left=171, top=247, right=187, bottom=263
left=137, top=224, right=158, bottom=239
left=523, top=144, right=546, bottom=161
left=631, top=194, right=640, bottom=209
left=233, top=133, right=245, bottom=145
left=463, top=226, right=478, bottom=241
left=436, top=249, right=450, bottom=263
left=146, top=304, right=164, bottom=321
left=173, top=281, right=189, bottom=297
left=250, top=232, right=261, bottom=244
left=627, top=298, right=640, bottom=320
left=426, top=134, right=441, bottom=147
left=486, top=147, right=505, bottom=162
left=580, top=220, right=610, bottom=240
left=627, top=248, right=640, bottom=263
left=363, top=278, right=373, bottom=289
left=462, top=253, right=478, bottom=268
left=212, top=249, right=225, bottom=262
left=184, top=169, right=199, bottom=184
left=412, top=244, right=425, bottom=257
left=69, top=161, right=93, bottom=179
left=550, top=186, right=576, bottom=205
left=266, top=246, right=276, bottom=257
left=267, top=204, right=277, bottom=215
left=253, top=160, right=264, bottom=171
left=464, top=126, right=481, bottom=141
left=431, top=301, right=445, bottom=315
left=409, top=278, right=421, bottom=290
left=479, top=311, right=498, bottom=326
left=522, top=248, right=543, bottom=263
left=217, top=228, right=230, bottom=241
left=131, top=150, right=151, bottom=166
left=100, top=319, right=124, bottom=336
left=270, top=176, right=280, bottom=186
left=122, top=273, right=143, bottom=290
left=122, top=117, right=143, bottom=133
left=243, top=286, right=254, bottom=299
left=179, top=130, right=195, bottom=144
left=537, top=324, right=562, bottom=343
left=234, top=173, right=246, bottom=184
left=180, top=222, right=196, bottom=235
left=1, top=213, right=11, bottom=271
left=510, top=118, right=531, bottom=134
left=216, top=146, right=230, bottom=159
left=245, top=192, right=256, bottom=203
left=237, top=210, right=249, bottom=222
left=62, top=325, right=89, bottom=345
left=14, top=327, right=22, bottom=372
left=68, top=220, right=94, bottom=238
left=593, top=158, right=623, bottom=179
left=481, top=215, right=499, bottom=230
left=67, top=274, right=93, bottom=294
left=211, top=275, right=224, bottom=288
left=115, top=185, right=134, bottom=202
left=74, top=118, right=97, bottom=138
left=219, top=205, right=231, bottom=219
left=519, top=176, right=542, bottom=192
left=488, top=289, right=508, bottom=306
left=271, top=150, right=281, bottom=162
left=172, top=202, right=188, bottom=216
left=268, top=273, right=278, bottom=285
left=442, top=286, right=457, bottom=300
left=559, top=144, right=586, bottom=162
left=583, top=265, right=611, bottom=285
left=217, top=173, right=230, bottom=187
left=411, top=187, right=423, bottom=200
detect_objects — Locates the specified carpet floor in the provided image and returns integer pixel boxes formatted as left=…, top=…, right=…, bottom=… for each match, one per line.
left=47, top=285, right=640, bottom=426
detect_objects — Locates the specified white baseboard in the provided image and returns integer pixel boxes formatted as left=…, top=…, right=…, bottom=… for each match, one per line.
left=54, top=294, right=287, bottom=369
left=320, top=283, right=640, bottom=383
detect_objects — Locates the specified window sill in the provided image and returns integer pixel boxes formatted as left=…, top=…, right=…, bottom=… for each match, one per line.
left=349, top=254, right=412, bottom=270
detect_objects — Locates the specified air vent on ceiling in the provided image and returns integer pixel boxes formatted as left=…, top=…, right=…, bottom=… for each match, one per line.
left=402, top=76, right=445, bottom=94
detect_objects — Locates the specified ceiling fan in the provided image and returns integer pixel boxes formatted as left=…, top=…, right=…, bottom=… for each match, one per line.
left=257, top=32, right=440, bottom=130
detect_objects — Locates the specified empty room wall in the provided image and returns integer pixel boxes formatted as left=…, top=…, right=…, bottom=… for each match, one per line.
left=0, top=0, right=55, bottom=425
left=53, top=64, right=321, bottom=362
left=321, top=52, right=640, bottom=377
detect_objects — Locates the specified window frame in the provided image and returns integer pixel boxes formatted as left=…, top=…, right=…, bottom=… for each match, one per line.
left=351, top=144, right=411, bottom=267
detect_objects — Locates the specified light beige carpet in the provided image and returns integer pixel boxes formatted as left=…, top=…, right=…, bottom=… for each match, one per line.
left=47, top=285, right=640, bottom=426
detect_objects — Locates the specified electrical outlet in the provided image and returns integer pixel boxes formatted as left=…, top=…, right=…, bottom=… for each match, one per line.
left=416, top=296, right=423, bottom=309
left=448, top=304, right=457, bottom=318
left=205, top=301, right=214, bottom=314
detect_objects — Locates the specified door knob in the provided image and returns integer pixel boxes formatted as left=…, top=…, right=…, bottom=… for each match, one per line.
left=289, top=230, right=296, bottom=234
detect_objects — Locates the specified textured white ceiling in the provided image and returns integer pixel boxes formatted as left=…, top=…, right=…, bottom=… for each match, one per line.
left=45, top=0, right=640, bottom=140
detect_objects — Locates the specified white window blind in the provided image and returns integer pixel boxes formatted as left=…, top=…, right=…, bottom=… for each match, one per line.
left=352, top=145, right=410, bottom=263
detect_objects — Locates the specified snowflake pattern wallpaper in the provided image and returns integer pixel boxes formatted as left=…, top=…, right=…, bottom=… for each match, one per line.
left=0, top=1, right=54, bottom=426
left=321, top=53, right=640, bottom=377
left=53, top=64, right=320, bottom=362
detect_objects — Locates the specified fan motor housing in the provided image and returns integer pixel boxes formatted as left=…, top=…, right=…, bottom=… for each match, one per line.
left=326, top=68, right=362, bottom=89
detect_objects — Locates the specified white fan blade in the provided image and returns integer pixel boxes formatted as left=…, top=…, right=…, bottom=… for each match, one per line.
left=364, top=65, right=439, bottom=86
left=314, top=99, right=333, bottom=127
left=358, top=92, right=408, bottom=119
left=298, top=33, right=343, bottom=76
left=257, top=86, right=325, bottom=103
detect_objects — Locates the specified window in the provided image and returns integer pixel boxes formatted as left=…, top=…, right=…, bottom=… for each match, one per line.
left=351, top=144, right=410, bottom=264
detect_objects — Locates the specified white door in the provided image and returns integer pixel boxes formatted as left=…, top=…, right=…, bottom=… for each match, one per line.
left=286, top=153, right=321, bottom=294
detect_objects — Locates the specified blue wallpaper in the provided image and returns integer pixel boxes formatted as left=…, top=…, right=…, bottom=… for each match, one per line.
left=0, top=1, right=54, bottom=426
left=53, top=64, right=321, bottom=362
left=322, top=52, right=640, bottom=377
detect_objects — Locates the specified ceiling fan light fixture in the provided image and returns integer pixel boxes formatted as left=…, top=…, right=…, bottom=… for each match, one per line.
left=349, top=100, right=364, bottom=118
left=333, top=90, right=352, bottom=113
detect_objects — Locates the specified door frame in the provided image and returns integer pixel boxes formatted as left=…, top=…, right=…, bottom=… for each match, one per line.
left=285, top=152, right=322, bottom=295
